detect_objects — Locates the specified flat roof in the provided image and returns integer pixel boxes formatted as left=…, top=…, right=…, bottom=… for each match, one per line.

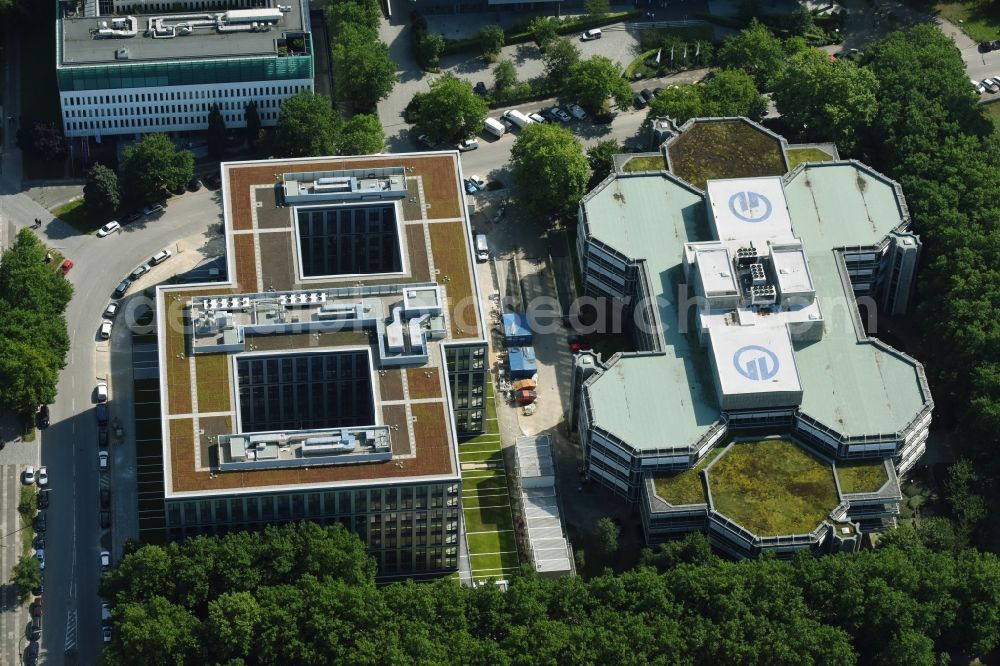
left=157, top=152, right=484, bottom=498
left=587, top=353, right=721, bottom=451
left=706, top=176, right=794, bottom=244
left=695, top=247, right=738, bottom=296
left=580, top=146, right=929, bottom=443
left=772, top=245, right=813, bottom=294
left=60, top=2, right=307, bottom=66
left=710, top=326, right=802, bottom=398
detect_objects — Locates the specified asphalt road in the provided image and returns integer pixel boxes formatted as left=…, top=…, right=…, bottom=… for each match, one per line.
left=0, top=188, right=221, bottom=665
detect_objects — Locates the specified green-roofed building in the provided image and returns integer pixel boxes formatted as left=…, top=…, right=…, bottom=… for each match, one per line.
left=571, top=118, right=931, bottom=558
left=56, top=1, right=314, bottom=139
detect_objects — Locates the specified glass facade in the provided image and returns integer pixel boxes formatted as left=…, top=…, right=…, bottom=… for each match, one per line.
left=165, top=482, right=462, bottom=573
left=58, top=55, right=313, bottom=92
left=445, top=344, right=488, bottom=436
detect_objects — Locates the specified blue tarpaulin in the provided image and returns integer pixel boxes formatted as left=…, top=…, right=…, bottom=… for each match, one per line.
left=502, top=312, right=533, bottom=345
left=508, top=345, right=537, bottom=379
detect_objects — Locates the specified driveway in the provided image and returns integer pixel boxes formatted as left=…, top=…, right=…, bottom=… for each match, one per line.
left=0, top=186, right=223, bottom=666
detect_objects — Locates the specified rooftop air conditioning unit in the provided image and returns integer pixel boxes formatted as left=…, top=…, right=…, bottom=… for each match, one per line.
left=749, top=263, right=767, bottom=286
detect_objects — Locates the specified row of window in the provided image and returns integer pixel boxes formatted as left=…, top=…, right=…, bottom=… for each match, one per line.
left=65, top=111, right=277, bottom=132
left=63, top=84, right=306, bottom=107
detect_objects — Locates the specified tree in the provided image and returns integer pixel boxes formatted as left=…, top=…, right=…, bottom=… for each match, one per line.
left=206, top=591, right=261, bottom=659
left=773, top=48, right=878, bottom=154
left=325, top=0, right=381, bottom=34
left=336, top=113, right=385, bottom=155
left=529, top=16, right=558, bottom=49
left=274, top=91, right=338, bottom=158
left=244, top=101, right=262, bottom=147
left=83, top=163, right=121, bottom=216
left=701, top=69, right=768, bottom=121
left=477, top=24, right=505, bottom=62
left=564, top=56, right=632, bottom=113
left=10, top=555, right=41, bottom=603
left=585, top=0, right=610, bottom=14
left=16, top=119, right=67, bottom=163
left=415, top=29, right=445, bottom=71
left=716, top=19, right=787, bottom=89
left=543, top=38, right=581, bottom=84
left=586, top=139, right=621, bottom=188
left=595, top=517, right=619, bottom=559
left=331, top=23, right=397, bottom=110
left=647, top=84, right=704, bottom=124
left=788, top=6, right=815, bottom=35
left=944, top=459, right=987, bottom=526
left=207, top=103, right=226, bottom=160
left=120, top=134, right=194, bottom=203
left=492, top=59, right=518, bottom=98
left=108, top=597, right=201, bottom=664
left=412, top=74, right=488, bottom=143
left=511, top=123, right=591, bottom=220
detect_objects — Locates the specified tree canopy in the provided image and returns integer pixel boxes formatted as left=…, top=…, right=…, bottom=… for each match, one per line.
left=99, top=524, right=1000, bottom=664
left=543, top=38, right=581, bottom=84
left=586, top=139, right=622, bottom=188
left=83, top=163, right=120, bottom=216
left=206, top=103, right=226, bottom=160
left=120, top=133, right=194, bottom=203
left=510, top=122, right=591, bottom=221
left=336, top=113, right=385, bottom=155
left=716, top=19, right=787, bottom=89
left=0, top=229, right=72, bottom=417
left=773, top=48, right=879, bottom=154
left=412, top=74, right=488, bottom=143
left=477, top=25, right=505, bottom=61
left=646, top=70, right=767, bottom=124
left=564, top=55, right=632, bottom=113
left=274, top=91, right=339, bottom=157
left=330, top=22, right=396, bottom=111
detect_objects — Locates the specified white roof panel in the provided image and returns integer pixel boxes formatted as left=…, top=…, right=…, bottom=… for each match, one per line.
left=771, top=245, right=814, bottom=295
left=710, top=326, right=801, bottom=398
left=695, top=247, right=738, bottom=295
left=707, top=177, right=794, bottom=244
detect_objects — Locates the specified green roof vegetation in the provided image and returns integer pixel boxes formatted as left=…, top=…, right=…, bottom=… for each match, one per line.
left=785, top=146, right=834, bottom=170
left=836, top=460, right=889, bottom=494
left=666, top=119, right=786, bottom=189
left=621, top=155, right=666, bottom=172
left=707, top=439, right=839, bottom=537
left=652, top=447, right=724, bottom=506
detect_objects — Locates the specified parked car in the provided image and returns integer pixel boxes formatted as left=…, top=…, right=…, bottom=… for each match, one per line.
left=60, top=260, right=74, bottom=275
left=23, top=466, right=35, bottom=485
left=972, top=78, right=987, bottom=94
left=121, top=211, right=143, bottom=225
left=103, top=302, right=118, bottom=318
left=25, top=640, right=39, bottom=666
left=96, top=382, right=108, bottom=403
left=103, top=626, right=112, bottom=643
left=528, top=112, right=547, bottom=124
left=37, top=405, right=50, bottom=429
left=100, top=550, right=111, bottom=572
left=548, top=106, right=572, bottom=123
left=143, top=203, right=165, bottom=216
left=130, top=264, right=150, bottom=280
left=457, top=138, right=479, bottom=152
left=34, top=512, right=46, bottom=533
left=112, top=279, right=131, bottom=299
left=464, top=175, right=487, bottom=194
left=580, top=28, right=602, bottom=41
left=980, top=41, right=996, bottom=53
left=33, top=534, right=45, bottom=550
left=96, top=221, right=120, bottom=238
left=28, top=618, right=41, bottom=641
left=100, top=511, right=111, bottom=529
left=983, top=78, right=1000, bottom=94
left=149, top=249, right=172, bottom=265
left=99, top=320, right=113, bottom=340
left=640, top=88, right=655, bottom=102
left=633, top=92, right=647, bottom=109
left=37, top=467, right=48, bottom=487
left=31, top=579, right=43, bottom=596
left=98, top=428, right=109, bottom=448
left=29, top=598, right=42, bottom=618
left=35, top=549, right=44, bottom=571
left=99, top=451, right=110, bottom=471
left=96, top=403, right=108, bottom=426
left=566, top=103, right=588, bottom=120
left=415, top=133, right=438, bottom=149
left=38, top=490, right=49, bottom=509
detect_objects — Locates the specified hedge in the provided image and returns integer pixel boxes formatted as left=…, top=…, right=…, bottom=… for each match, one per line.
left=441, top=11, right=642, bottom=56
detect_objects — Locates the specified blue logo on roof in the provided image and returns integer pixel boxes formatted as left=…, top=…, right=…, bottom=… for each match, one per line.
left=728, top=191, right=773, bottom=223
left=733, top=345, right=780, bottom=381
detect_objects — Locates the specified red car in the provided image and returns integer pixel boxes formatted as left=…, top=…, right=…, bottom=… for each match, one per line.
left=60, top=260, right=73, bottom=275
left=29, top=597, right=42, bottom=617
left=568, top=336, right=592, bottom=353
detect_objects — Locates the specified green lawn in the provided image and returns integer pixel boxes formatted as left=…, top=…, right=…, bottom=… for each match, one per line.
left=785, top=147, right=834, bottom=170
left=707, top=439, right=839, bottom=537
left=837, top=460, right=889, bottom=494
left=651, top=447, right=724, bottom=506
left=52, top=199, right=108, bottom=234
left=666, top=119, right=787, bottom=189
left=466, top=529, right=517, bottom=554
left=459, top=441, right=502, bottom=454
left=459, top=451, right=503, bottom=464
left=622, top=155, right=666, bottom=172
left=984, top=101, right=1000, bottom=130
left=936, top=0, right=1000, bottom=42
left=470, top=551, right=519, bottom=573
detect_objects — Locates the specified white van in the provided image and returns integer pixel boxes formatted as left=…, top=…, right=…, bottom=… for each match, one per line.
left=503, top=109, right=534, bottom=129
left=484, top=117, right=506, bottom=137
left=474, top=234, right=489, bottom=263
left=581, top=28, right=602, bottom=41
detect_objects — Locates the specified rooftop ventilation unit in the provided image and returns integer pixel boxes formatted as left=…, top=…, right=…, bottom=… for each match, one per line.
left=750, top=285, right=777, bottom=305
left=749, top=262, right=767, bottom=286
left=736, top=245, right=758, bottom=266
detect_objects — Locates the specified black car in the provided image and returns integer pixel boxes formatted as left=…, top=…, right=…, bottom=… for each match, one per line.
left=33, top=534, right=45, bottom=550
left=640, top=88, right=655, bottom=102
left=112, top=278, right=132, bottom=299
left=633, top=92, right=647, bottom=109
left=980, top=41, right=995, bottom=53
left=37, top=405, right=50, bottom=429
left=96, top=403, right=109, bottom=427
left=473, top=81, right=488, bottom=96
left=98, top=428, right=109, bottom=448
left=122, top=210, right=143, bottom=225
left=188, top=177, right=202, bottom=191
left=31, top=578, right=43, bottom=596
left=100, top=487, right=111, bottom=509
left=100, top=511, right=111, bottom=529
left=38, top=490, right=49, bottom=509
left=28, top=618, right=41, bottom=641
left=34, top=512, right=46, bottom=533
left=25, top=641, right=39, bottom=666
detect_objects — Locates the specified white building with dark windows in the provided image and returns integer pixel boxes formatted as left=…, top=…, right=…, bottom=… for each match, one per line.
left=56, top=0, right=314, bottom=138
left=570, top=118, right=931, bottom=559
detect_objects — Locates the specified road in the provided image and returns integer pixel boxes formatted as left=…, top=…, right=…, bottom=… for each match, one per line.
left=0, top=189, right=221, bottom=665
